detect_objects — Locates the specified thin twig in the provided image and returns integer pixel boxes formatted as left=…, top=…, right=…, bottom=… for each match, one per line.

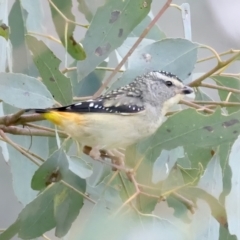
left=197, top=49, right=240, bottom=63
left=201, top=82, right=240, bottom=94
left=180, top=99, right=214, bottom=113
left=25, top=123, right=66, bottom=136
left=199, top=44, right=222, bottom=64
left=48, top=0, right=88, bottom=28
left=0, top=130, right=41, bottom=166
left=171, top=192, right=195, bottom=214
left=93, top=0, right=172, bottom=98
left=0, top=125, right=67, bottom=138
left=193, top=100, right=240, bottom=107
left=60, top=180, right=96, bottom=204
left=27, top=32, right=61, bottom=44
left=62, top=66, right=125, bottom=74
left=189, top=52, right=240, bottom=87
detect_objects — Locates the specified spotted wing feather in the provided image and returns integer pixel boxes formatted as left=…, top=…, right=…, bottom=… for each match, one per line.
left=53, top=83, right=145, bottom=114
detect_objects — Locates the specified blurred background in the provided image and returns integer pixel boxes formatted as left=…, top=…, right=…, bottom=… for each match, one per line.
left=0, top=0, right=239, bottom=239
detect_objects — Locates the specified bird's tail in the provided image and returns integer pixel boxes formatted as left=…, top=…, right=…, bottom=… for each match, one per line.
left=25, top=108, right=50, bottom=114
left=25, top=108, right=64, bottom=125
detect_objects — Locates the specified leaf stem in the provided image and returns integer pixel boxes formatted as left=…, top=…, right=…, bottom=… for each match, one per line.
left=60, top=180, right=96, bottom=204
left=197, top=49, right=240, bottom=63
left=48, top=0, right=88, bottom=28
left=199, top=44, right=222, bottom=64
left=27, top=32, right=61, bottom=44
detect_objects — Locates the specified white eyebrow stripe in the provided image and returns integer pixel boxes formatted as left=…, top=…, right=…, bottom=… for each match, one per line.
left=150, top=72, right=181, bottom=83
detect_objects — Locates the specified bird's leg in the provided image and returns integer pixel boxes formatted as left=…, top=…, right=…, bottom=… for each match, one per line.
left=83, top=146, right=126, bottom=171
left=83, top=145, right=101, bottom=160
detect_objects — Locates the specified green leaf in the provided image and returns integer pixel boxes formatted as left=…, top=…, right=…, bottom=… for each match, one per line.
left=49, top=0, right=86, bottom=60
left=14, top=149, right=86, bottom=238
left=185, top=145, right=213, bottom=169
left=212, top=76, right=240, bottom=114
left=3, top=103, right=50, bottom=205
left=111, top=38, right=198, bottom=89
left=20, top=0, right=45, bottom=33
left=126, top=108, right=240, bottom=212
left=184, top=187, right=227, bottom=226
left=69, top=60, right=108, bottom=97
left=225, top=136, right=240, bottom=239
left=130, top=13, right=165, bottom=40
left=195, top=88, right=213, bottom=101
left=189, top=200, right=220, bottom=239
left=9, top=0, right=37, bottom=75
left=198, top=150, right=223, bottom=198
left=69, top=201, right=186, bottom=240
left=0, top=22, right=9, bottom=40
left=77, top=0, right=94, bottom=22
left=77, top=0, right=152, bottom=80
left=68, top=156, right=93, bottom=179
left=219, top=225, right=237, bottom=240
left=219, top=143, right=232, bottom=204
left=0, top=220, right=20, bottom=240
left=26, top=35, right=73, bottom=105
left=0, top=73, right=54, bottom=108
left=152, top=146, right=184, bottom=183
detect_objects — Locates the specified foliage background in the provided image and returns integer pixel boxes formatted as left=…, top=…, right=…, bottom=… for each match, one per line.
left=0, top=0, right=240, bottom=239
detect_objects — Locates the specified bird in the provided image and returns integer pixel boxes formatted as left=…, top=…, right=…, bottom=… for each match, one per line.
left=25, top=70, right=193, bottom=161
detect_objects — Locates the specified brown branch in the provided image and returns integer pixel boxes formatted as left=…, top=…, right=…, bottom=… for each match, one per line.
left=171, top=192, right=195, bottom=214
left=0, top=109, right=25, bottom=125
left=0, top=125, right=67, bottom=138
left=93, top=0, right=172, bottom=98
left=180, top=99, right=214, bottom=113
left=201, top=82, right=240, bottom=94
left=189, top=52, right=240, bottom=87
left=193, top=100, right=240, bottom=107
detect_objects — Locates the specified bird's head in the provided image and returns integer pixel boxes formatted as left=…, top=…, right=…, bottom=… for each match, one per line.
left=138, top=70, right=193, bottom=112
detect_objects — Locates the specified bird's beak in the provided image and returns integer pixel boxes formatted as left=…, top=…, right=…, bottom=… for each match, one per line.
left=181, top=85, right=193, bottom=95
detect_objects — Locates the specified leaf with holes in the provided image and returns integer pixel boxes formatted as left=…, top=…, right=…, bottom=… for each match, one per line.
left=77, top=0, right=152, bottom=80
left=5, top=149, right=88, bottom=238
left=111, top=38, right=198, bottom=89
left=126, top=108, right=240, bottom=212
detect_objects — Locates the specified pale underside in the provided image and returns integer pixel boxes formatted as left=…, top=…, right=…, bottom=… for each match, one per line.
left=57, top=94, right=183, bottom=150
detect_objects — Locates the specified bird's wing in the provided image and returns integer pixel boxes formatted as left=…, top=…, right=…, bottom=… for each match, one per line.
left=52, top=82, right=145, bottom=115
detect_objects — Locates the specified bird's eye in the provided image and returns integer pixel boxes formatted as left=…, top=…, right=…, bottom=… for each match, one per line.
left=165, top=81, right=173, bottom=87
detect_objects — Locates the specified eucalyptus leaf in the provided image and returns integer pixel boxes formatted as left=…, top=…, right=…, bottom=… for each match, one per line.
left=126, top=108, right=240, bottom=212
left=225, top=136, right=240, bottom=239
left=77, top=0, right=152, bottom=80
left=68, top=156, right=93, bottom=179
left=198, top=151, right=223, bottom=199
left=9, top=0, right=37, bottom=75
left=9, top=149, right=87, bottom=238
left=26, top=35, right=73, bottom=105
left=212, top=76, right=240, bottom=114
left=130, top=13, right=165, bottom=40
left=0, top=73, right=54, bottom=108
left=189, top=200, right=219, bottom=240
left=111, top=38, right=198, bottom=89
left=50, top=0, right=86, bottom=60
